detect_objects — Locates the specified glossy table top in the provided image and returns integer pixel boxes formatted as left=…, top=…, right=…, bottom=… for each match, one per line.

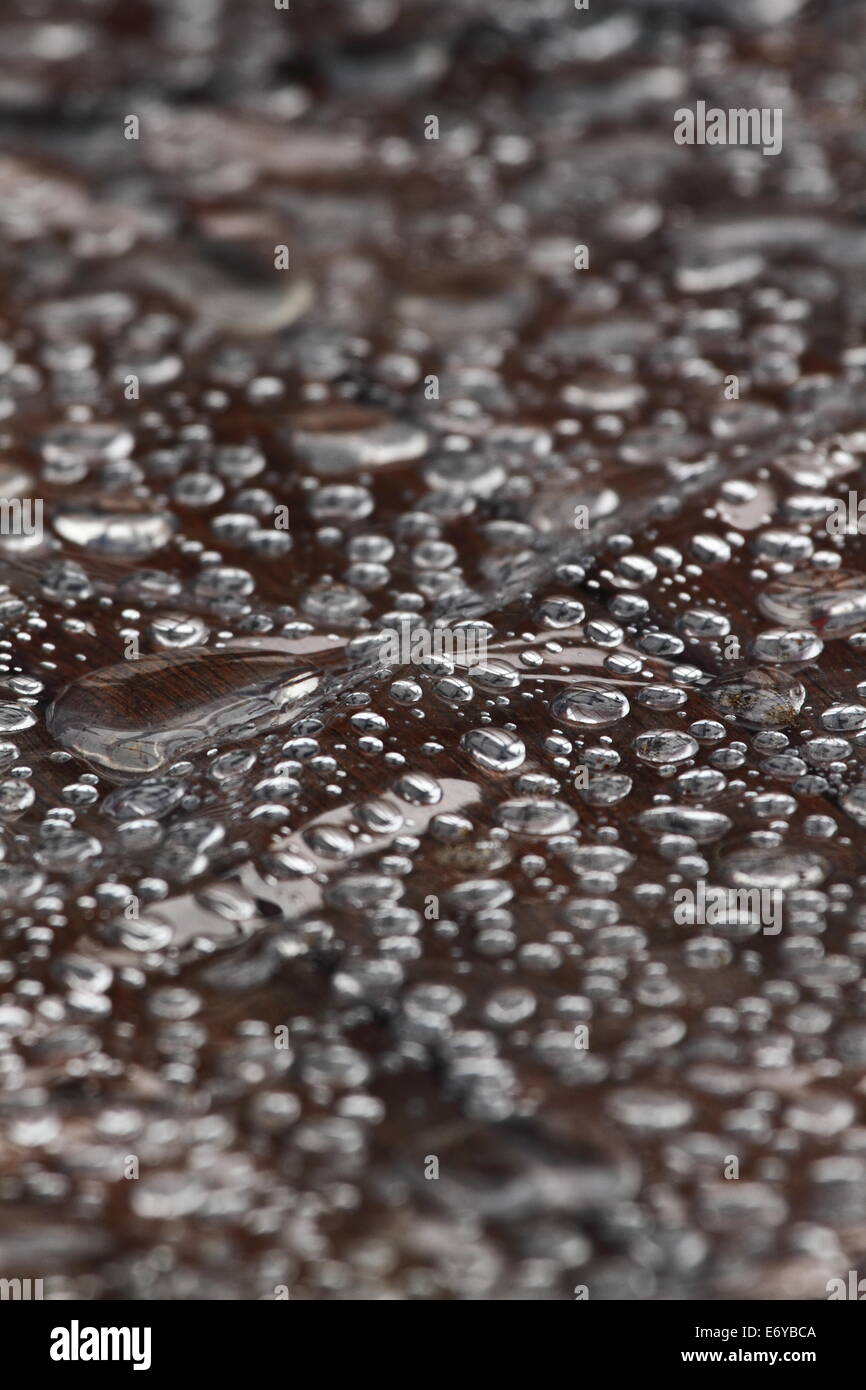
left=0, top=0, right=865, bottom=1301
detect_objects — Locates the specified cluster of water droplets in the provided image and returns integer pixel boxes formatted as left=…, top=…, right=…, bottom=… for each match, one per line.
left=2, top=0, right=866, bottom=1303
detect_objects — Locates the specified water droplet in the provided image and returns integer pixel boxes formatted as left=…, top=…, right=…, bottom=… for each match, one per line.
left=638, top=807, right=731, bottom=843
left=53, top=506, right=176, bottom=556
left=496, top=799, right=577, bottom=836
left=288, top=404, right=427, bottom=475
left=48, top=645, right=323, bottom=776
left=633, top=730, right=698, bottom=764
left=461, top=728, right=525, bottom=772
left=751, top=629, right=823, bottom=663
left=0, top=702, right=36, bottom=732
left=552, top=686, right=630, bottom=727
left=705, top=668, right=805, bottom=728
left=759, top=569, right=866, bottom=638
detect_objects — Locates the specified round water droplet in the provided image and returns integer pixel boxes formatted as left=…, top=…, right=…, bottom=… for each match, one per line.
left=461, top=728, right=525, bottom=772
left=821, top=703, right=866, bottom=732
left=48, top=646, right=322, bottom=777
left=289, top=404, right=427, bottom=475
left=751, top=629, right=823, bottom=664
left=551, top=686, right=630, bottom=727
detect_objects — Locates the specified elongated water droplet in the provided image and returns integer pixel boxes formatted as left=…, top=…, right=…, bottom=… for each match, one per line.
left=551, top=685, right=630, bottom=727
left=758, top=569, right=866, bottom=638
left=47, top=644, right=324, bottom=777
left=461, top=727, right=526, bottom=772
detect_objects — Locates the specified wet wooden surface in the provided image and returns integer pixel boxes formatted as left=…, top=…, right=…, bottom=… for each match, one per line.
left=1, top=0, right=866, bottom=1300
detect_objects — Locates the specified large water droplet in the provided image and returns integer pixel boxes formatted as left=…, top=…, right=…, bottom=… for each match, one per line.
left=758, top=569, right=866, bottom=638
left=551, top=685, right=630, bottom=727
left=47, top=644, right=323, bottom=777
left=633, top=730, right=698, bottom=764
left=720, top=847, right=827, bottom=890
left=704, top=668, right=805, bottom=728
left=751, top=629, right=823, bottom=664
left=287, top=404, right=427, bottom=475
left=496, top=799, right=577, bottom=836
left=637, top=806, right=731, bottom=843
left=460, top=727, right=526, bottom=772
left=53, top=506, right=176, bottom=556
left=839, top=785, right=866, bottom=829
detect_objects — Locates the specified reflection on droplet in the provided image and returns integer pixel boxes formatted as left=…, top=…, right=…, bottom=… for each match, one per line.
left=758, top=569, right=866, bottom=638
left=288, top=404, right=427, bottom=475
left=0, top=702, right=37, bottom=732
left=638, top=806, right=731, bottom=843
left=704, top=668, right=805, bottom=728
left=633, top=730, right=698, bottom=764
left=47, top=644, right=323, bottom=777
left=496, top=799, right=577, bottom=836
left=53, top=506, right=176, bottom=556
left=461, top=727, right=525, bottom=772
left=840, top=785, right=866, bottom=829
left=551, top=686, right=630, bottom=727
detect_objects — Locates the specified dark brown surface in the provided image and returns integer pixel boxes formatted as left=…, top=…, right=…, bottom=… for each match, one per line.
left=1, top=0, right=866, bottom=1300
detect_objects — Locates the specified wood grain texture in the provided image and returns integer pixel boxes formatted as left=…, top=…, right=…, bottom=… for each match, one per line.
left=0, top=0, right=865, bottom=1302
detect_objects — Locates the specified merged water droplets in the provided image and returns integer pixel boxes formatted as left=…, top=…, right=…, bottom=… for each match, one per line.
left=48, top=645, right=322, bottom=776
left=758, top=569, right=866, bottom=638
left=40, top=421, right=133, bottom=483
